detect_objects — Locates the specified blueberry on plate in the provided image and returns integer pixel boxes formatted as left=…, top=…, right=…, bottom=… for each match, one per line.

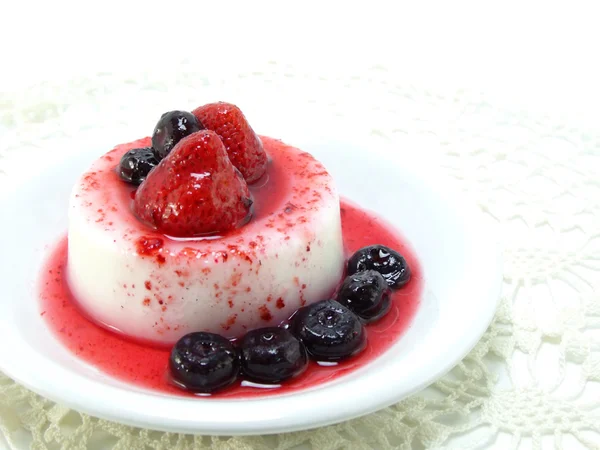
left=336, top=270, right=391, bottom=322
left=118, top=147, right=159, bottom=185
left=290, top=299, right=366, bottom=361
left=152, top=110, right=204, bottom=159
left=347, top=245, right=411, bottom=289
left=169, top=332, right=239, bottom=393
left=240, top=327, right=308, bottom=383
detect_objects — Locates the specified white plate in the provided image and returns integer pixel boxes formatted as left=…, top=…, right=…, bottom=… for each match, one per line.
left=0, top=128, right=502, bottom=435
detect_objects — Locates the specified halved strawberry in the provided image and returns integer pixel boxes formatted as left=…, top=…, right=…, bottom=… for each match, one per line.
left=192, top=102, right=267, bottom=183
left=134, top=130, right=252, bottom=237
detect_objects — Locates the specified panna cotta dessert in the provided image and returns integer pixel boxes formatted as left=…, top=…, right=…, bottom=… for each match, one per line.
left=67, top=105, right=344, bottom=344
left=41, top=101, right=420, bottom=396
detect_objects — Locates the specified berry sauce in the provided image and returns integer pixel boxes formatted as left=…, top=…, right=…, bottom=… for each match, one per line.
left=39, top=204, right=421, bottom=398
left=39, top=137, right=423, bottom=399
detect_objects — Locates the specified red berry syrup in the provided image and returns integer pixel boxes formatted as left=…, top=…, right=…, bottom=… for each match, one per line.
left=39, top=200, right=422, bottom=398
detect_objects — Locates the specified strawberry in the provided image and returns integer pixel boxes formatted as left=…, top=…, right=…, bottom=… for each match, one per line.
left=192, top=102, right=267, bottom=183
left=134, top=130, right=253, bottom=237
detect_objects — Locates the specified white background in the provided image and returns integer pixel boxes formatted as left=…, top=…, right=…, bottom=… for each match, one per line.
left=1, top=0, right=600, bottom=120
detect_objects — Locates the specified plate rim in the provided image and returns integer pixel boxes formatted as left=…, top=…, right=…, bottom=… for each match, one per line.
left=0, top=136, right=503, bottom=436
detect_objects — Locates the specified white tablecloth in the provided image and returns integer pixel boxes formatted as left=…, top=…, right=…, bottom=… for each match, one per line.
left=1, top=4, right=599, bottom=448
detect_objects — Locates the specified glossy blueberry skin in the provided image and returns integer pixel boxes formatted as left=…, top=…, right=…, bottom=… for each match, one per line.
left=118, top=147, right=159, bottom=185
left=152, top=110, right=204, bottom=159
left=336, top=270, right=391, bottom=322
left=169, top=332, right=239, bottom=393
left=347, top=245, right=411, bottom=289
left=240, top=327, right=308, bottom=384
left=290, top=300, right=366, bottom=362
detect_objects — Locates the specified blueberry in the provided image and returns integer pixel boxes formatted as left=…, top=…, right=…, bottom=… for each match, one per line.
left=152, top=110, right=204, bottom=159
left=336, top=270, right=391, bottom=322
left=240, top=327, right=308, bottom=383
left=347, top=245, right=411, bottom=289
left=169, top=332, right=239, bottom=393
left=118, top=147, right=159, bottom=185
left=290, top=300, right=366, bottom=361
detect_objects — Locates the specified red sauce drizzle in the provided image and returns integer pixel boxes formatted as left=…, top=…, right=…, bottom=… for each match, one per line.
left=39, top=201, right=422, bottom=398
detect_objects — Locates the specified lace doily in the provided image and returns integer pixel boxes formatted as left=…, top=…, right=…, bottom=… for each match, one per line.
left=0, top=61, right=599, bottom=450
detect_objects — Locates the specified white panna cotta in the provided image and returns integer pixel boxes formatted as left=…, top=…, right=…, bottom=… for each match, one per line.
left=67, top=136, right=344, bottom=345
